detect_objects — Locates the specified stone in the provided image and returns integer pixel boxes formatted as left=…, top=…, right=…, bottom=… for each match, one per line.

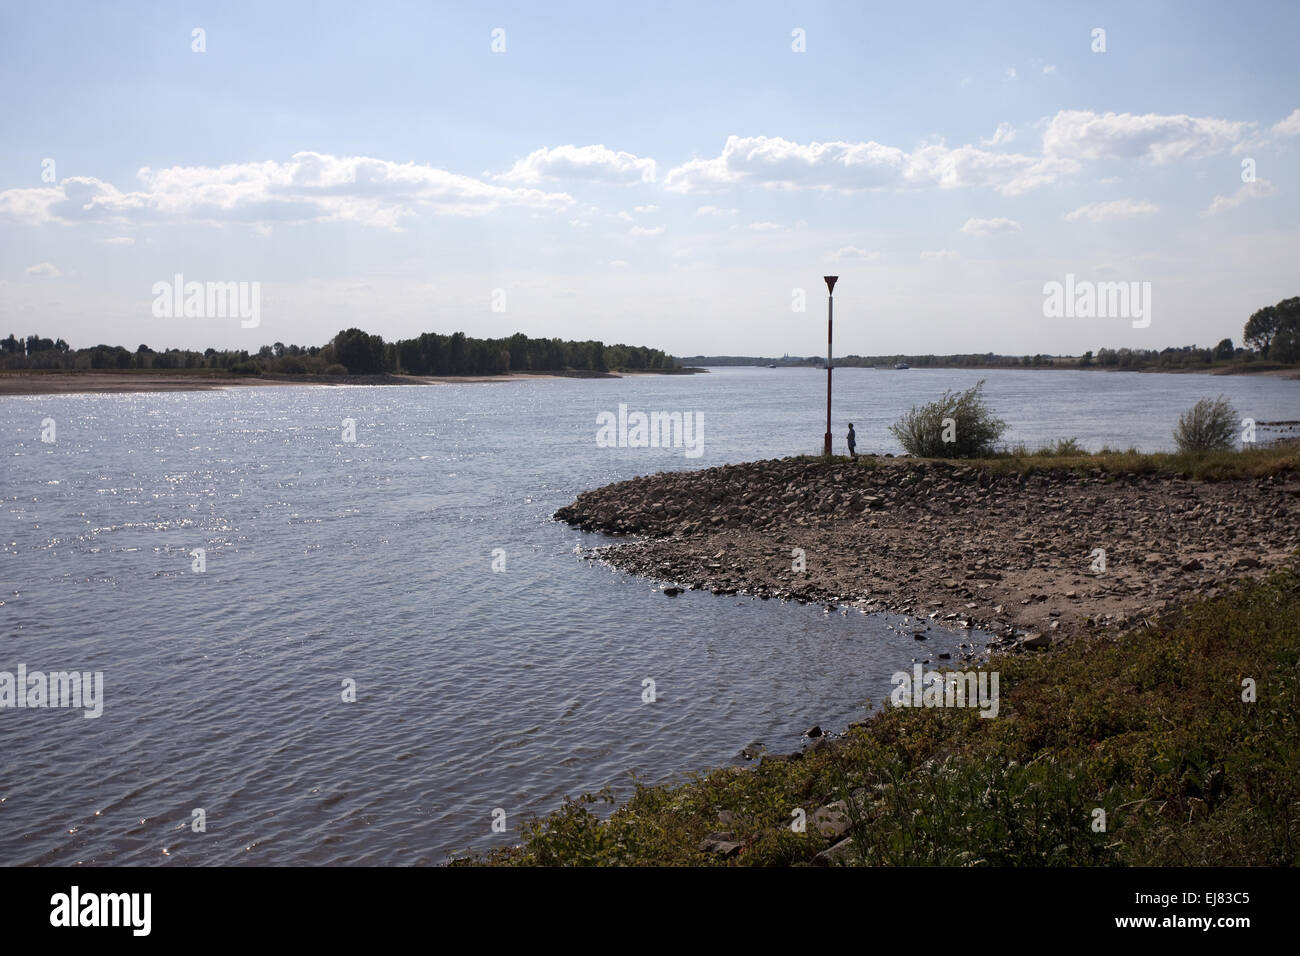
left=811, top=800, right=852, bottom=839
left=812, top=837, right=857, bottom=866
left=762, top=752, right=802, bottom=765
left=699, top=834, right=743, bottom=858
left=807, top=736, right=844, bottom=756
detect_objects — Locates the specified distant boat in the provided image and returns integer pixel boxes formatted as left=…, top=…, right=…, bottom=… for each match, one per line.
left=767, top=364, right=777, bottom=368
left=894, top=362, right=909, bottom=369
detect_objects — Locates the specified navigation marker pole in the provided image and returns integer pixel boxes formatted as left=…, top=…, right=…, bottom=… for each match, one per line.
left=823, top=275, right=837, bottom=457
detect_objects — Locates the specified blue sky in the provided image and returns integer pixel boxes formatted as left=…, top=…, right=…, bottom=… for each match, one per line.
left=2, top=0, right=1297, bottom=357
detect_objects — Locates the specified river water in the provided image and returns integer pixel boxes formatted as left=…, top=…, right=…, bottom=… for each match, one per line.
left=2, top=366, right=1297, bottom=864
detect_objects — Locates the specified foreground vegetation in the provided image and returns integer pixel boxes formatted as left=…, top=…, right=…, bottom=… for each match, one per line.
left=467, top=563, right=1300, bottom=866
left=796, top=443, right=1296, bottom=481
left=937, top=443, right=1298, bottom=482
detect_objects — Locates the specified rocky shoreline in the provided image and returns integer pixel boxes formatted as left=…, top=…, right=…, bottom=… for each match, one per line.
left=556, top=456, right=1300, bottom=652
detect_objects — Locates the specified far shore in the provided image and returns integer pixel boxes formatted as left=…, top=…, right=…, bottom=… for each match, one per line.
left=3, top=361, right=1296, bottom=396
left=745, top=363, right=1300, bottom=379
left=0, top=367, right=704, bottom=397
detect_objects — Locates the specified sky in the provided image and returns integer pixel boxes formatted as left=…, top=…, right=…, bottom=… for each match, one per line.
left=1, top=0, right=1297, bottom=358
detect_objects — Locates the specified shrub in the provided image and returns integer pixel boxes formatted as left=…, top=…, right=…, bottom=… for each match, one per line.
left=889, top=380, right=1007, bottom=458
left=1032, top=437, right=1085, bottom=457
left=1174, top=396, right=1239, bottom=452
left=278, top=357, right=307, bottom=374
left=324, top=363, right=348, bottom=376
left=228, top=361, right=262, bottom=375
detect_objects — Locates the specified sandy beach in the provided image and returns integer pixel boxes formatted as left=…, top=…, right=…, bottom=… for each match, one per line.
left=0, top=370, right=614, bottom=396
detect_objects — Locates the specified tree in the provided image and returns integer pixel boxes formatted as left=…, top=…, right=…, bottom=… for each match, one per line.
left=1213, top=338, right=1234, bottom=361
left=330, top=328, right=387, bottom=374
left=1243, top=297, right=1300, bottom=359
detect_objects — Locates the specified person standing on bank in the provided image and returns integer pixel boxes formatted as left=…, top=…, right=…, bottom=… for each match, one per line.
left=846, top=423, right=857, bottom=459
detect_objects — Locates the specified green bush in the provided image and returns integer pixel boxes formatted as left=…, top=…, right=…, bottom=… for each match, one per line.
left=1028, top=438, right=1086, bottom=457
left=324, top=363, right=348, bottom=376
left=1174, top=396, right=1239, bottom=452
left=228, top=361, right=262, bottom=375
left=889, top=379, right=1007, bottom=458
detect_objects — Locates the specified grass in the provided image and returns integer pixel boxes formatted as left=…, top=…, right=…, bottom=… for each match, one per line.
left=797, top=443, right=1297, bottom=481
left=463, top=564, right=1300, bottom=866
left=964, top=444, right=1297, bottom=481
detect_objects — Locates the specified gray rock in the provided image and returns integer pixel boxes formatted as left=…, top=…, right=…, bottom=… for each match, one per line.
left=699, top=835, right=743, bottom=858
left=812, top=800, right=852, bottom=839
left=812, top=837, right=857, bottom=866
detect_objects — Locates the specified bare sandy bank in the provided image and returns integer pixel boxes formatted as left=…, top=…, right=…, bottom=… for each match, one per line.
left=0, top=369, right=656, bottom=396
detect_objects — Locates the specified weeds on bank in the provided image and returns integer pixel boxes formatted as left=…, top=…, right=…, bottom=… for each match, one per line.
left=966, top=444, right=1297, bottom=481
left=797, top=444, right=1296, bottom=480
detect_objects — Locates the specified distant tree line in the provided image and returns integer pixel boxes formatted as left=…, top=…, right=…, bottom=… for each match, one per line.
left=684, top=295, right=1300, bottom=370
left=0, top=329, right=678, bottom=376
left=683, top=348, right=1250, bottom=369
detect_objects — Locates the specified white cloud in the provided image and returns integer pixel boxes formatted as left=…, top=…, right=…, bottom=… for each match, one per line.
left=96, top=236, right=135, bottom=245
left=499, top=144, right=655, bottom=185
left=920, top=249, right=958, bottom=260
left=633, top=204, right=659, bottom=213
left=0, top=186, right=62, bottom=225
left=1272, top=109, right=1300, bottom=137
left=665, top=134, right=1074, bottom=196
left=1043, top=110, right=1250, bottom=164
left=609, top=260, right=630, bottom=268
left=1064, top=198, right=1159, bottom=222
left=629, top=225, right=665, bottom=236
left=1042, top=64, right=1057, bottom=75
left=829, top=246, right=880, bottom=261
left=748, top=221, right=781, bottom=231
left=1205, top=178, right=1277, bottom=215
left=696, top=205, right=737, bottom=216
left=666, top=136, right=907, bottom=193
left=25, top=262, right=62, bottom=277
left=0, top=153, right=574, bottom=230
left=1004, top=67, right=1017, bottom=81
left=981, top=122, right=1017, bottom=147
left=960, top=217, right=1021, bottom=236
